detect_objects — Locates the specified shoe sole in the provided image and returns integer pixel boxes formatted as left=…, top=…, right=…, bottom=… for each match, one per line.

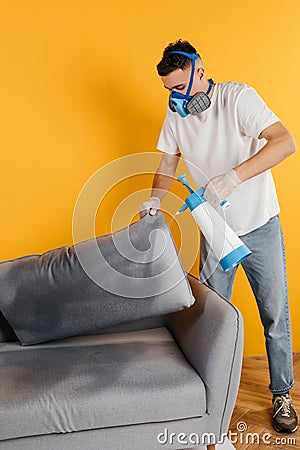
left=273, top=423, right=298, bottom=433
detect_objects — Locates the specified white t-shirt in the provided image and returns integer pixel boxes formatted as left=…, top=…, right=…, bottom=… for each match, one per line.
left=157, top=82, right=281, bottom=236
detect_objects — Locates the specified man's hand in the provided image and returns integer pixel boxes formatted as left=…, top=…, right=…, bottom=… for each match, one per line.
left=203, top=169, right=241, bottom=207
left=139, top=197, right=161, bottom=218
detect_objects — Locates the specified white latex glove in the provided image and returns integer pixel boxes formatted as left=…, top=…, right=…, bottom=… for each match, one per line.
left=203, top=169, right=241, bottom=207
left=139, top=196, right=161, bottom=218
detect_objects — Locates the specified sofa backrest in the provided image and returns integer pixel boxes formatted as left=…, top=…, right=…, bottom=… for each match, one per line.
left=0, top=212, right=195, bottom=345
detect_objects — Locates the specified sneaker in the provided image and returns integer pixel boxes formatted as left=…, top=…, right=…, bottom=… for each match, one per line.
left=273, top=393, right=298, bottom=433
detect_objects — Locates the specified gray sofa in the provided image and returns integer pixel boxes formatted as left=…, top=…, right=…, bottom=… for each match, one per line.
left=0, top=273, right=243, bottom=450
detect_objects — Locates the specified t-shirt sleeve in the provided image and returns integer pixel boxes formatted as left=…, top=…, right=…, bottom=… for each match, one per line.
left=237, top=86, right=280, bottom=139
left=156, top=109, right=180, bottom=154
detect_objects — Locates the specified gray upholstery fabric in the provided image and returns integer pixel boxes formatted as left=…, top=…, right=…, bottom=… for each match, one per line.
left=0, top=275, right=243, bottom=450
left=0, top=417, right=213, bottom=450
left=0, top=213, right=194, bottom=345
left=0, top=327, right=206, bottom=441
left=167, top=275, right=244, bottom=440
left=0, top=311, right=16, bottom=343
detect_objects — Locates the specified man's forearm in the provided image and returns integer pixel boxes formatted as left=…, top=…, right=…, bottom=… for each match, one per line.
left=151, top=172, right=174, bottom=202
left=235, top=126, right=296, bottom=183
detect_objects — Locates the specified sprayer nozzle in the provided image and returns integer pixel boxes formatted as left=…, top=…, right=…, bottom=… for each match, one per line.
left=176, top=204, right=188, bottom=215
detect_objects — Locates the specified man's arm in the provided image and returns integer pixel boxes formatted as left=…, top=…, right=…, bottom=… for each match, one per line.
left=151, top=152, right=181, bottom=201
left=234, top=121, right=296, bottom=182
left=203, top=121, right=296, bottom=206
left=139, top=152, right=181, bottom=217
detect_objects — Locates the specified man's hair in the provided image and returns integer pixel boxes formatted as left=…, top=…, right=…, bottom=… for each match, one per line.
left=156, top=39, right=201, bottom=76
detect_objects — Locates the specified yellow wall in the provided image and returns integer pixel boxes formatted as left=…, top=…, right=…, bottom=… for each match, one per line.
left=1, top=0, right=299, bottom=355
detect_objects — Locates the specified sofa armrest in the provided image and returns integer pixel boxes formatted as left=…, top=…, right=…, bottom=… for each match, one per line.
left=166, top=274, right=243, bottom=438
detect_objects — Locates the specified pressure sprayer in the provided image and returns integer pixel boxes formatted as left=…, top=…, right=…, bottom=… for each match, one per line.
left=176, top=174, right=252, bottom=272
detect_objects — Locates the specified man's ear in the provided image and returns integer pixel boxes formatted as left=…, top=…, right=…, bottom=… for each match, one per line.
left=196, top=66, right=205, bottom=81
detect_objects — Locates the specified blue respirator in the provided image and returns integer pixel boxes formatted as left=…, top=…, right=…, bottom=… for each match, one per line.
left=168, top=51, right=214, bottom=118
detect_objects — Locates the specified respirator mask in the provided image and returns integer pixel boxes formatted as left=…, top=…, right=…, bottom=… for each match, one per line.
left=168, top=50, right=214, bottom=118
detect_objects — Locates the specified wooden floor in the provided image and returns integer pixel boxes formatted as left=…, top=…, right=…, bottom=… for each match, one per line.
left=229, top=353, right=300, bottom=449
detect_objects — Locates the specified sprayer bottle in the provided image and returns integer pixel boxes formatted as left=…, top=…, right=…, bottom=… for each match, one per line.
left=176, top=174, right=251, bottom=272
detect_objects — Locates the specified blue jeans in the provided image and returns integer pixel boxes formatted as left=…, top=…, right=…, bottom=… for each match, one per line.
left=200, top=215, right=294, bottom=394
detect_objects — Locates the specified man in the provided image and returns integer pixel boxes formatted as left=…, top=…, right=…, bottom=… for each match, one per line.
left=140, top=39, right=298, bottom=433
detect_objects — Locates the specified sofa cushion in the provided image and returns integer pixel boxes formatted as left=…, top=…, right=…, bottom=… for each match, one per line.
left=0, top=327, right=206, bottom=441
left=0, top=213, right=194, bottom=345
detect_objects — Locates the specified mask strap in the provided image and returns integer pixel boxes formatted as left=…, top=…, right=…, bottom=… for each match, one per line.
left=206, top=78, right=214, bottom=95
left=170, top=51, right=199, bottom=100
left=185, top=58, right=196, bottom=99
